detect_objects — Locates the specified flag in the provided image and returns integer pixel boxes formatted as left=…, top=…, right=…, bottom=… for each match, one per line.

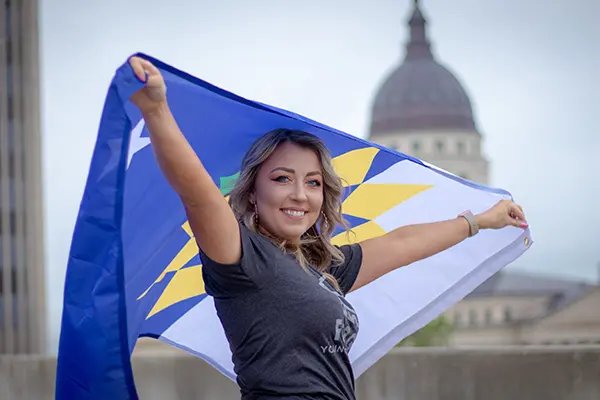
left=56, top=53, right=532, bottom=399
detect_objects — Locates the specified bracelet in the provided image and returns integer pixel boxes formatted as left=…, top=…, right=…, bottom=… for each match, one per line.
left=458, top=210, right=479, bottom=237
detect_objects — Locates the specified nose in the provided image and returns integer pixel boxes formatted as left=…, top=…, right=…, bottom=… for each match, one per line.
left=290, top=181, right=308, bottom=202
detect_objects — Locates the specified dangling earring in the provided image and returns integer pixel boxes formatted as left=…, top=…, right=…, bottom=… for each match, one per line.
left=321, top=211, right=329, bottom=230
left=253, top=202, right=259, bottom=227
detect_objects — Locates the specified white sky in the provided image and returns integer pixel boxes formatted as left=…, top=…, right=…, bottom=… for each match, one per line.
left=40, top=0, right=600, bottom=352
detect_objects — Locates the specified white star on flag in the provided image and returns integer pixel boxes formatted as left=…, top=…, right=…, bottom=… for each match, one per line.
left=127, top=118, right=151, bottom=169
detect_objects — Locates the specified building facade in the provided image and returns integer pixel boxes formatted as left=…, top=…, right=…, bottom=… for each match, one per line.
left=0, top=0, right=45, bottom=354
left=368, top=1, right=600, bottom=348
left=447, top=271, right=600, bottom=346
left=368, top=0, right=489, bottom=184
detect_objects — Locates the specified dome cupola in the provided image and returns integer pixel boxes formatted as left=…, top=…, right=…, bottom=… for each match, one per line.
left=369, top=0, right=477, bottom=136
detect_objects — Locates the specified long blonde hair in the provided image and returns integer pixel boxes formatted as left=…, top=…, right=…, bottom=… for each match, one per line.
left=228, top=128, right=350, bottom=288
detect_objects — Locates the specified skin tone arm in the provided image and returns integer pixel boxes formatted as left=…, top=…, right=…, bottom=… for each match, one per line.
left=128, top=56, right=241, bottom=265
left=349, top=200, right=528, bottom=293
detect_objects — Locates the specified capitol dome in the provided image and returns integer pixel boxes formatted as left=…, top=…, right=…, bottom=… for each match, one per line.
left=369, top=1, right=477, bottom=136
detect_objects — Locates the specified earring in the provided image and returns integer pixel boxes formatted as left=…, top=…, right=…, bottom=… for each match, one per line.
left=321, top=212, right=329, bottom=230
left=253, top=202, right=259, bottom=227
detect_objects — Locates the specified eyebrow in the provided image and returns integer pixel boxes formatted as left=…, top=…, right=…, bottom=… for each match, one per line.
left=270, top=167, right=322, bottom=177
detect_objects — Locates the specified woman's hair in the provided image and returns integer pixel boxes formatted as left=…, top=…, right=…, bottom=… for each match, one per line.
left=228, top=128, right=350, bottom=289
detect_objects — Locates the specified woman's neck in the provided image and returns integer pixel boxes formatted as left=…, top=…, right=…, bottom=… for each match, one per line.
left=256, top=224, right=301, bottom=249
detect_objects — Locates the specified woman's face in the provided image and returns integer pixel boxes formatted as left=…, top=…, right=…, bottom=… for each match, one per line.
left=252, top=141, right=324, bottom=243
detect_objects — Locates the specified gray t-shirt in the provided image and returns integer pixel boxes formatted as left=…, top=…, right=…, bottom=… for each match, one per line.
left=201, top=223, right=362, bottom=400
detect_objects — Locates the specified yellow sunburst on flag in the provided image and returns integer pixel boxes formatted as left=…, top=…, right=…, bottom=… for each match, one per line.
left=139, top=146, right=432, bottom=318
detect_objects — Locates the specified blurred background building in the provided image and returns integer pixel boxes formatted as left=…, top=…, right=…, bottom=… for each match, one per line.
left=368, top=0, right=488, bottom=184
left=450, top=271, right=600, bottom=346
left=367, top=0, right=600, bottom=347
left=0, top=0, right=46, bottom=354
left=0, top=0, right=597, bottom=358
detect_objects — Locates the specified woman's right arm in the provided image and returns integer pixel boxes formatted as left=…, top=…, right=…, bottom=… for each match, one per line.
left=128, top=56, right=241, bottom=265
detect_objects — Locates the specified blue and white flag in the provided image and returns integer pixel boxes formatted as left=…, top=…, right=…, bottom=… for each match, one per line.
left=56, top=53, right=532, bottom=399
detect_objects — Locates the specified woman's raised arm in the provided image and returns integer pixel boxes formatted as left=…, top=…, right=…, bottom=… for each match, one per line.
left=129, top=56, right=240, bottom=265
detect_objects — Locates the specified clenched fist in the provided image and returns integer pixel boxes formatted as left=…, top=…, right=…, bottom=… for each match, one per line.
left=129, top=56, right=167, bottom=114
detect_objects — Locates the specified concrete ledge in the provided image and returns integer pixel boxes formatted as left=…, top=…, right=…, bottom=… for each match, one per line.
left=357, top=346, right=600, bottom=400
left=1, top=346, right=599, bottom=399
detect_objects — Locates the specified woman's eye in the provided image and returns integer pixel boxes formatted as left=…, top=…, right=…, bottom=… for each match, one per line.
left=307, top=180, right=321, bottom=187
left=273, top=175, right=290, bottom=183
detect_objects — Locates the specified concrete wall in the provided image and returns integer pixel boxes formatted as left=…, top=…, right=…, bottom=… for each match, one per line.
left=1, top=346, right=599, bottom=400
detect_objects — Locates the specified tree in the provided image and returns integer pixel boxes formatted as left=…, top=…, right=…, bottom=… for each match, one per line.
left=396, top=315, right=454, bottom=347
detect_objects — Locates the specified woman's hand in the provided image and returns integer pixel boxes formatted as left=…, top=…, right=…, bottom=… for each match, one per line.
left=129, top=56, right=167, bottom=115
left=476, top=199, right=528, bottom=230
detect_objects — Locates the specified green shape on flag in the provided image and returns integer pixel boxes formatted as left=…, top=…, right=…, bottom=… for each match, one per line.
left=219, top=172, right=240, bottom=195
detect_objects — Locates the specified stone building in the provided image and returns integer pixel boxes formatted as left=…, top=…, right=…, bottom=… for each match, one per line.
left=0, top=0, right=45, bottom=355
left=367, top=0, right=600, bottom=347
left=368, top=0, right=488, bottom=184
left=449, top=271, right=600, bottom=346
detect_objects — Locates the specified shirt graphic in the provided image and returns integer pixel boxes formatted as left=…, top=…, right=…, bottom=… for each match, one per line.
left=317, top=274, right=359, bottom=354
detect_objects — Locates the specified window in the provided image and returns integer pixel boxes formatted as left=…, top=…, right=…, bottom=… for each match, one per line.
left=453, top=313, right=462, bottom=327
left=469, top=310, right=477, bottom=326
left=0, top=262, right=19, bottom=294
left=485, top=309, right=493, bottom=325
left=457, top=141, right=466, bottom=155
left=0, top=289, right=21, bottom=329
left=7, top=118, right=15, bottom=157
left=412, top=141, right=420, bottom=153
left=0, top=211, right=17, bottom=235
left=504, top=307, right=512, bottom=322
left=388, top=141, right=398, bottom=151
left=7, top=63, right=14, bottom=151
left=435, top=140, right=444, bottom=153
left=5, top=0, right=12, bottom=39
left=6, top=61, right=12, bottom=96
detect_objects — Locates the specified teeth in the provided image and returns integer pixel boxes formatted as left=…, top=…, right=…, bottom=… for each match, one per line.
left=283, top=209, right=306, bottom=217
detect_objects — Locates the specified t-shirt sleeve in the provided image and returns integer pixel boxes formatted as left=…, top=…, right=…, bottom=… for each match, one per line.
left=200, top=223, right=272, bottom=298
left=329, top=243, right=363, bottom=295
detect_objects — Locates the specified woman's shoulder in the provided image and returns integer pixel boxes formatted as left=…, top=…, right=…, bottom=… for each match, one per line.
left=328, top=242, right=363, bottom=294
left=201, top=222, right=285, bottom=296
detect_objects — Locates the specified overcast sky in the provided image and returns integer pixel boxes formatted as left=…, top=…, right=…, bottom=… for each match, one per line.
left=40, top=0, right=600, bottom=352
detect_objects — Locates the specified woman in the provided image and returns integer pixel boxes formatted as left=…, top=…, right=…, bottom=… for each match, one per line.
left=128, top=56, right=527, bottom=399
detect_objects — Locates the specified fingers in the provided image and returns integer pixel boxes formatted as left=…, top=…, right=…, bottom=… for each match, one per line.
left=129, top=56, right=146, bottom=82
left=509, top=218, right=528, bottom=228
left=142, top=59, right=161, bottom=76
left=516, top=204, right=525, bottom=219
left=508, top=202, right=528, bottom=229
left=510, top=204, right=525, bottom=221
left=129, top=56, right=160, bottom=83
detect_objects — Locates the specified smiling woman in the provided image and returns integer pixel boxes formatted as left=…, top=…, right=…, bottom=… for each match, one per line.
left=127, top=55, right=528, bottom=400
left=227, top=130, right=349, bottom=278
left=235, top=138, right=331, bottom=241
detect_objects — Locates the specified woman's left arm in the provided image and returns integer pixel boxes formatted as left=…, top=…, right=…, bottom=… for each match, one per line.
left=347, top=200, right=528, bottom=293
